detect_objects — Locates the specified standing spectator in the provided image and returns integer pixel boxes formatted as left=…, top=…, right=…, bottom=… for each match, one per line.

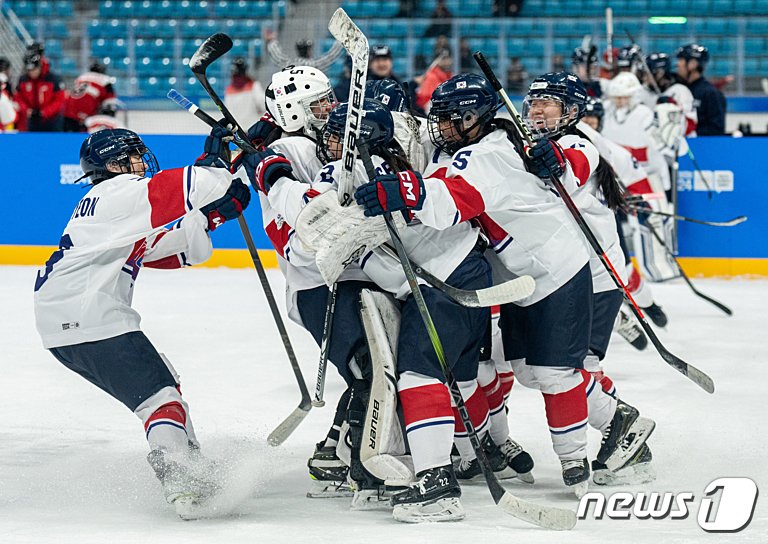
left=415, top=49, right=453, bottom=111
left=459, top=38, right=475, bottom=73
left=369, top=45, right=401, bottom=83
left=223, top=57, right=266, bottom=130
left=397, top=0, right=417, bottom=17
left=433, top=35, right=450, bottom=59
left=676, top=43, right=726, bottom=135
left=493, top=0, right=524, bottom=16
left=62, top=62, right=116, bottom=132
left=506, top=57, right=528, bottom=94
left=15, top=46, right=65, bottom=132
left=425, top=0, right=453, bottom=38
left=264, top=28, right=343, bottom=71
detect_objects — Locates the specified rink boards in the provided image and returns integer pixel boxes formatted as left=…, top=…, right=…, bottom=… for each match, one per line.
left=1, top=132, right=766, bottom=277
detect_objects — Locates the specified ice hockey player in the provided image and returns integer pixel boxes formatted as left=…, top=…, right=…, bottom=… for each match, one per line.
left=84, top=97, right=123, bottom=134
left=675, top=43, right=726, bottom=136
left=355, top=73, right=655, bottom=498
left=62, top=61, right=116, bottom=132
left=33, top=126, right=251, bottom=518
left=237, top=66, right=377, bottom=499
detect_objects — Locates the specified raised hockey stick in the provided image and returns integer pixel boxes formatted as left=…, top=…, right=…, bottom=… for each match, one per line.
left=188, top=36, right=313, bottom=444
left=606, top=7, right=615, bottom=74
left=378, top=243, right=535, bottom=307
left=358, top=145, right=576, bottom=531
left=626, top=205, right=747, bottom=227
left=474, top=51, right=715, bottom=394
left=644, top=222, right=733, bottom=315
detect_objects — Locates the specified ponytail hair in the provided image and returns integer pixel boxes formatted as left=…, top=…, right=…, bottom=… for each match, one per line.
left=380, top=140, right=414, bottom=173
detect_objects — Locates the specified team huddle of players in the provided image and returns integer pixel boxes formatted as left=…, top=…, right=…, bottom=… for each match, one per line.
left=34, top=43, right=701, bottom=521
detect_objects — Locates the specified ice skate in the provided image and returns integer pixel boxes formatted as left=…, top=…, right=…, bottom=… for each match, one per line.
left=561, top=458, right=589, bottom=498
left=499, top=438, right=535, bottom=483
left=615, top=307, right=648, bottom=350
left=307, top=441, right=354, bottom=498
left=597, top=400, right=656, bottom=471
left=454, top=434, right=532, bottom=483
left=592, top=444, right=656, bottom=486
left=391, top=464, right=465, bottom=523
left=642, top=303, right=668, bottom=328
left=147, top=449, right=220, bottom=520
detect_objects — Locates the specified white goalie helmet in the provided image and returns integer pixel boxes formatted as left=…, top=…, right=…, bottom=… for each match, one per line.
left=266, top=66, right=336, bottom=134
left=608, top=72, right=642, bottom=98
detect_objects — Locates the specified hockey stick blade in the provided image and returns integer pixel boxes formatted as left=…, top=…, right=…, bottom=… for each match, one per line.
left=498, top=490, right=577, bottom=530
left=627, top=206, right=747, bottom=228
left=190, top=33, right=232, bottom=73
left=328, top=8, right=369, bottom=60
left=267, top=405, right=312, bottom=446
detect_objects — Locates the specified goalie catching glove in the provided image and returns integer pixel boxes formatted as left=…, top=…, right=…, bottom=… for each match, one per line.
left=354, top=170, right=425, bottom=219
left=199, top=177, right=251, bottom=231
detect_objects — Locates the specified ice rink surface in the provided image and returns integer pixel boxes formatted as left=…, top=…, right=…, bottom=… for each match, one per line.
left=1, top=265, right=766, bottom=543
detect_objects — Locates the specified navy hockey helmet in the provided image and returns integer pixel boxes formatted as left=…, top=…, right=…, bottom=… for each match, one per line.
left=676, top=43, right=709, bottom=68
left=583, top=97, right=605, bottom=131
left=571, top=45, right=597, bottom=66
left=317, top=98, right=394, bottom=164
left=617, top=45, right=640, bottom=70
left=79, top=128, right=159, bottom=184
left=522, top=71, right=587, bottom=139
left=646, top=52, right=671, bottom=75
left=365, top=78, right=410, bottom=113
left=428, top=73, right=500, bottom=155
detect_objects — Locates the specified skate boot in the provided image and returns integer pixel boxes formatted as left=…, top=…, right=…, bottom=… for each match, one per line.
left=615, top=308, right=648, bottom=350
left=642, top=303, right=668, bottom=328
left=499, top=438, right=535, bottom=483
left=391, top=464, right=465, bottom=523
left=307, top=441, right=353, bottom=498
left=597, top=400, right=656, bottom=471
left=454, top=434, right=530, bottom=483
left=592, top=443, right=655, bottom=486
left=147, top=449, right=220, bottom=520
left=561, top=458, right=590, bottom=498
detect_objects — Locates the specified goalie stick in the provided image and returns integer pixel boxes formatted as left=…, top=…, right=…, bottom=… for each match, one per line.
left=357, top=145, right=576, bottom=530
left=625, top=205, right=747, bottom=228
left=474, top=51, right=715, bottom=394
left=187, top=38, right=313, bottom=444
left=378, top=243, right=535, bottom=307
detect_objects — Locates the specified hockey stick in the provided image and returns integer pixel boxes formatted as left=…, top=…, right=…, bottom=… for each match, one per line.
left=644, top=223, right=732, bottom=315
left=167, top=88, right=252, bottom=150
left=606, top=7, right=615, bottom=74
left=626, top=205, right=747, bottom=228
left=474, top=51, right=715, bottom=394
left=188, top=35, right=313, bottom=444
left=312, top=284, right=337, bottom=408
left=378, top=243, right=535, bottom=307
left=358, top=145, right=576, bottom=531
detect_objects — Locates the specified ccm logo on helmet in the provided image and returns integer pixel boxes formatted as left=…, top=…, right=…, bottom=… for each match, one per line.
left=98, top=144, right=117, bottom=154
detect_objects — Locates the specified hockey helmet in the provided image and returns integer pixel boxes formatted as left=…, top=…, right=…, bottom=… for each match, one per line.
left=582, top=97, right=605, bottom=131
left=79, top=128, right=158, bottom=184
left=608, top=72, right=642, bottom=98
left=265, top=65, right=336, bottom=134
left=522, top=71, right=587, bottom=139
left=572, top=45, right=598, bottom=66
left=646, top=52, right=671, bottom=75
left=676, top=43, right=709, bottom=67
left=365, top=78, right=410, bottom=113
left=428, top=73, right=500, bottom=154
left=317, top=98, right=394, bottom=164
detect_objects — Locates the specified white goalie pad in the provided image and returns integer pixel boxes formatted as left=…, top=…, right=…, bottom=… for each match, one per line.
left=632, top=210, right=680, bottom=282
left=652, top=102, right=684, bottom=156
left=295, top=190, right=406, bottom=286
left=392, top=112, right=427, bottom=173
left=358, top=288, right=413, bottom=486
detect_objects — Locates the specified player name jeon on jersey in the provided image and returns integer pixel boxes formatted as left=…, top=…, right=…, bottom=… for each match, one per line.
left=71, top=196, right=99, bottom=219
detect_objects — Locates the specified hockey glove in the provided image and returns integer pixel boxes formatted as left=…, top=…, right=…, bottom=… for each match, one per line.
left=526, top=137, right=567, bottom=180
left=241, top=149, right=295, bottom=194
left=354, top=170, right=426, bottom=218
left=195, top=124, right=234, bottom=169
left=247, top=112, right=279, bottom=149
left=200, top=177, right=251, bottom=231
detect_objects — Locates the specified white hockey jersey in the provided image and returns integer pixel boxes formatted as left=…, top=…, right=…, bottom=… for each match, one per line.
left=414, top=129, right=592, bottom=306
left=309, top=153, right=479, bottom=300
left=34, top=166, right=235, bottom=348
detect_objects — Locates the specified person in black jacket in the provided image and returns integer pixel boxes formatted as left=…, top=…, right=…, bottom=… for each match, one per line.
left=676, top=43, right=726, bottom=135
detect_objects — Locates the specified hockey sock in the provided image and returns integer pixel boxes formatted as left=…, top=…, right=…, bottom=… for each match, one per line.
left=539, top=368, right=589, bottom=461
left=323, top=386, right=352, bottom=449
left=627, top=263, right=654, bottom=308
left=453, top=380, right=492, bottom=461
left=579, top=369, right=618, bottom=433
left=477, top=360, right=509, bottom=445
left=135, top=386, right=191, bottom=453
left=398, top=371, right=454, bottom=475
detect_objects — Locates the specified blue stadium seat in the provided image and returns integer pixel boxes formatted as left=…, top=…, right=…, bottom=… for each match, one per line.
left=743, top=57, right=760, bottom=76
left=11, top=1, right=35, bottom=17
left=58, top=57, right=78, bottom=76
left=746, top=20, right=768, bottom=34
left=505, top=19, right=535, bottom=36
left=744, top=37, right=764, bottom=52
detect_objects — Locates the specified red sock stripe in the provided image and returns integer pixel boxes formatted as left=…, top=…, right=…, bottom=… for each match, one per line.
left=542, top=383, right=588, bottom=431
left=498, top=371, right=515, bottom=397
left=600, top=374, right=615, bottom=395
left=453, top=386, right=490, bottom=433
left=481, top=374, right=505, bottom=413
left=144, top=401, right=186, bottom=432
left=627, top=265, right=642, bottom=293
left=400, top=383, right=453, bottom=429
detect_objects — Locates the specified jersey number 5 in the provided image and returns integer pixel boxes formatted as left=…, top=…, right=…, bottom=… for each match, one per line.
left=34, top=234, right=73, bottom=292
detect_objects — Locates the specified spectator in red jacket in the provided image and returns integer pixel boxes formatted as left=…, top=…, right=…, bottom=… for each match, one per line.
left=15, top=49, right=65, bottom=132
left=415, top=49, right=454, bottom=111
left=63, top=62, right=116, bottom=132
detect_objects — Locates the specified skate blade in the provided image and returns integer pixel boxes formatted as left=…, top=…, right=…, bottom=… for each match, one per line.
left=605, top=417, right=656, bottom=472
left=350, top=489, right=394, bottom=511
left=568, top=480, right=589, bottom=499
left=593, top=462, right=656, bottom=486
left=306, top=481, right=355, bottom=499
left=517, top=471, right=535, bottom=484
left=173, top=495, right=208, bottom=521
left=392, top=497, right=465, bottom=523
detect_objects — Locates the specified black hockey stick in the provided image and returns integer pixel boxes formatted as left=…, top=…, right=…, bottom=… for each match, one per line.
left=626, top=205, right=747, bottom=228
left=188, top=36, right=312, bottom=444
left=644, top=223, right=732, bottom=315
left=358, top=145, right=576, bottom=531
left=312, top=284, right=337, bottom=408
left=474, top=51, right=715, bottom=394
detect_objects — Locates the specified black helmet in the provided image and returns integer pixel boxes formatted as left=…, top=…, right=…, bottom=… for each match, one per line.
left=232, top=57, right=247, bottom=76
left=676, top=43, right=709, bottom=68
left=365, top=78, right=410, bottom=113
left=317, top=98, right=394, bottom=164
left=522, top=71, right=588, bottom=139
left=79, top=129, right=159, bottom=184
left=89, top=61, right=107, bottom=74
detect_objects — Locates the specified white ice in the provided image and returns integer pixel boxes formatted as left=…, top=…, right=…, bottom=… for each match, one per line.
left=1, top=265, right=766, bottom=543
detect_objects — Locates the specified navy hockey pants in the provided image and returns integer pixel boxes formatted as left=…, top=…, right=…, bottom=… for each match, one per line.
left=590, top=289, right=624, bottom=361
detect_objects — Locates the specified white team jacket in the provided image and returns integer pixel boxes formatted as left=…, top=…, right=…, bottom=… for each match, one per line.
left=34, top=165, right=235, bottom=348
